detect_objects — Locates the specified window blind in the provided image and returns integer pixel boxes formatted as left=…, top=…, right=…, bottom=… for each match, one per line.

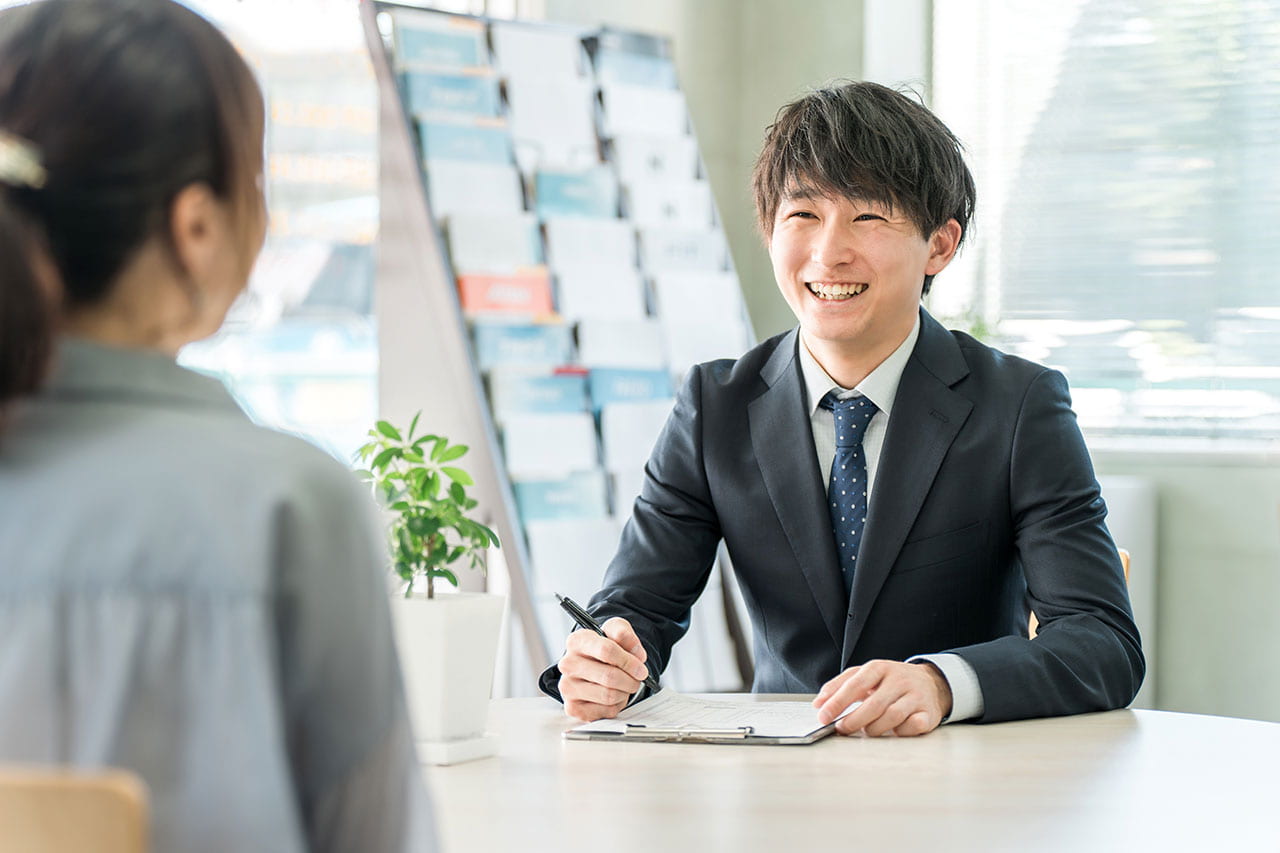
left=930, top=0, right=1280, bottom=441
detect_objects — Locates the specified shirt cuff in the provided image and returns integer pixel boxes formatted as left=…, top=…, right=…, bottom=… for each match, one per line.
left=909, top=653, right=984, bottom=723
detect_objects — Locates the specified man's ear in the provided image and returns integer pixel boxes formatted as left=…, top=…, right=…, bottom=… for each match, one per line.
left=924, top=219, right=963, bottom=276
left=167, top=183, right=220, bottom=282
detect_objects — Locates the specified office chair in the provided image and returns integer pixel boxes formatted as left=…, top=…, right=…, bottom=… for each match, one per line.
left=0, top=766, right=148, bottom=853
left=1028, top=548, right=1130, bottom=639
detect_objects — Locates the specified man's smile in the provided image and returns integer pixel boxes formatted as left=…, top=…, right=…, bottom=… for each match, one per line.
left=806, top=281, right=868, bottom=300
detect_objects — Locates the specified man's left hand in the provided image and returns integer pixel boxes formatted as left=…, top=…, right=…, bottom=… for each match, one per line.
left=813, top=660, right=953, bottom=737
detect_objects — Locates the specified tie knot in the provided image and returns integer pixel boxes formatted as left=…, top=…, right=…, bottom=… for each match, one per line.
left=820, top=390, right=878, bottom=447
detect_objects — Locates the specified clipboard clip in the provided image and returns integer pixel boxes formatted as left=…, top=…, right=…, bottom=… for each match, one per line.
left=623, top=724, right=753, bottom=740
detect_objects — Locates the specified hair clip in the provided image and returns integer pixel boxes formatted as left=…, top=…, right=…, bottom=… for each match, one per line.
left=0, top=130, right=48, bottom=190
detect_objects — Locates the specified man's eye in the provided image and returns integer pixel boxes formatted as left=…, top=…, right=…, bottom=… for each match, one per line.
left=788, top=210, right=816, bottom=219
left=854, top=213, right=884, bottom=222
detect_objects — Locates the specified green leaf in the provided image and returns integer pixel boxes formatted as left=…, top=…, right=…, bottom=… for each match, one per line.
left=484, top=525, right=501, bottom=548
left=427, top=567, right=459, bottom=588
left=372, top=447, right=400, bottom=470
left=389, top=501, right=411, bottom=512
left=448, top=545, right=466, bottom=563
left=438, top=443, right=468, bottom=462
left=403, top=449, right=424, bottom=464
left=355, top=443, right=377, bottom=460
left=396, top=528, right=415, bottom=559
left=376, top=420, right=402, bottom=441
left=353, top=469, right=374, bottom=482
left=407, top=515, right=441, bottom=537
left=440, top=466, right=473, bottom=486
left=449, top=481, right=466, bottom=504
left=430, top=437, right=447, bottom=462
left=407, top=411, right=421, bottom=441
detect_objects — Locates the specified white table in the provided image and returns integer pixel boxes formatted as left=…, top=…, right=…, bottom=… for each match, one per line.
left=423, top=696, right=1280, bottom=852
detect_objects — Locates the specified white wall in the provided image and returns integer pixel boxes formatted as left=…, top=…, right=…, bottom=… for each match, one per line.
left=1094, top=451, right=1280, bottom=722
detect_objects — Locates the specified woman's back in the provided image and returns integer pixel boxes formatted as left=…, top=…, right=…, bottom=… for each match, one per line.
left=0, top=339, right=432, bottom=851
left=1, top=2, right=435, bottom=846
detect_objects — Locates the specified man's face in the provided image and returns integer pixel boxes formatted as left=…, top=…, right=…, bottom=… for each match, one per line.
left=768, top=189, right=959, bottom=366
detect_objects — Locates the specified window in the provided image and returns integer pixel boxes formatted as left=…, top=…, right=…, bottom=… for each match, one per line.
left=931, top=0, right=1280, bottom=444
left=177, top=0, right=379, bottom=461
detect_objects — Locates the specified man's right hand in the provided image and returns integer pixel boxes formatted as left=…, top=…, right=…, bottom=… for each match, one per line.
left=557, top=616, right=651, bottom=722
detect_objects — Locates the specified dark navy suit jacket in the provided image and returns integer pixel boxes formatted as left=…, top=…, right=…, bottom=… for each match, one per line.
left=542, top=309, right=1144, bottom=722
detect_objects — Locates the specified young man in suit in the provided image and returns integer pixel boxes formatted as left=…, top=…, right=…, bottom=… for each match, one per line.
left=540, top=81, right=1143, bottom=736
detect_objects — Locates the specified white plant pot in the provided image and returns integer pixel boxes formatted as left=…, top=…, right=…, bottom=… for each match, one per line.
left=390, top=590, right=505, bottom=765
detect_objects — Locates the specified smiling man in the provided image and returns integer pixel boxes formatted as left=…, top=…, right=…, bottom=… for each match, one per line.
left=540, top=81, right=1144, bottom=736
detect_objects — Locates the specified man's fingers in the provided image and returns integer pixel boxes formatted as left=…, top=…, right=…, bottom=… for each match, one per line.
left=602, top=617, right=647, bottom=663
left=894, top=710, right=934, bottom=737
left=563, top=695, right=628, bottom=722
left=558, top=640, right=645, bottom=695
left=559, top=673, right=634, bottom=709
left=812, top=666, right=859, bottom=707
left=565, top=627, right=649, bottom=682
left=862, top=696, right=918, bottom=738
left=558, top=654, right=643, bottom=695
left=820, top=660, right=947, bottom=737
left=557, top=619, right=648, bottom=715
left=817, top=662, right=886, bottom=724
left=833, top=682, right=906, bottom=735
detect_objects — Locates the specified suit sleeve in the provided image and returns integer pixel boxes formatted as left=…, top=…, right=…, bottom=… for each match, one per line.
left=538, top=365, right=723, bottom=698
left=949, top=368, right=1145, bottom=722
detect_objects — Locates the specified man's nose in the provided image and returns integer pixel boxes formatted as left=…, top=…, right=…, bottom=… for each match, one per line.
left=809, top=222, right=857, bottom=268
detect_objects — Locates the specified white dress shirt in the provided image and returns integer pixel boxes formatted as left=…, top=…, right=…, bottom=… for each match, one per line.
left=797, top=316, right=984, bottom=723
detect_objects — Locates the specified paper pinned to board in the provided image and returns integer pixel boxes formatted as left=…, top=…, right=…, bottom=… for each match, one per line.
left=568, top=689, right=858, bottom=743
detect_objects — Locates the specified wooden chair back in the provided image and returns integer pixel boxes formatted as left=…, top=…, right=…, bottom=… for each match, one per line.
left=0, top=766, right=148, bottom=853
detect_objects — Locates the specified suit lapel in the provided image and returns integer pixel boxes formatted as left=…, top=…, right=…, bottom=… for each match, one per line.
left=841, top=311, right=974, bottom=664
left=749, top=330, right=847, bottom=650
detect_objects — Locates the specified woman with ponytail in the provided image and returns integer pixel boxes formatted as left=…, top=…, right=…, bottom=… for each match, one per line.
left=0, top=3, right=435, bottom=850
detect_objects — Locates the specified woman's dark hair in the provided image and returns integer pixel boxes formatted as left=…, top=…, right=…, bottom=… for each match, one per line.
left=751, top=80, right=976, bottom=294
left=0, top=0, right=263, bottom=411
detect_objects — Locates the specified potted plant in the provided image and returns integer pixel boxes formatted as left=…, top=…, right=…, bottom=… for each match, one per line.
left=357, top=412, right=505, bottom=765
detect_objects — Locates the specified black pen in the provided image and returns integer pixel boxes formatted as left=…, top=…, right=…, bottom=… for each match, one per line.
left=556, top=593, right=660, bottom=694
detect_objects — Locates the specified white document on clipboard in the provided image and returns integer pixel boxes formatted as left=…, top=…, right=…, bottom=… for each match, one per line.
left=565, top=688, right=857, bottom=745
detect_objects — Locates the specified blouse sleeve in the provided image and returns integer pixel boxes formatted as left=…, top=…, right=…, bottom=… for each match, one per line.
left=269, top=451, right=438, bottom=852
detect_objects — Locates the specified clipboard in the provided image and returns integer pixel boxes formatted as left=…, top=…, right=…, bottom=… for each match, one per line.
left=563, top=688, right=851, bottom=746
left=564, top=721, right=839, bottom=745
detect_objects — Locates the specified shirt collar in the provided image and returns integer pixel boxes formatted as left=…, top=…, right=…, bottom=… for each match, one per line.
left=799, top=312, right=921, bottom=417
left=43, top=336, right=244, bottom=414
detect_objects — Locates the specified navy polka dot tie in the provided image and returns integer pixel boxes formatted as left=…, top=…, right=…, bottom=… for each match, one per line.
left=820, top=391, right=879, bottom=599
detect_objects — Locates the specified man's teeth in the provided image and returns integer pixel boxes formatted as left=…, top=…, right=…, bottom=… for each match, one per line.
left=807, top=282, right=867, bottom=299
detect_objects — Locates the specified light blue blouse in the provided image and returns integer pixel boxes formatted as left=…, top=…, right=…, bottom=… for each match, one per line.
left=0, top=338, right=435, bottom=852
